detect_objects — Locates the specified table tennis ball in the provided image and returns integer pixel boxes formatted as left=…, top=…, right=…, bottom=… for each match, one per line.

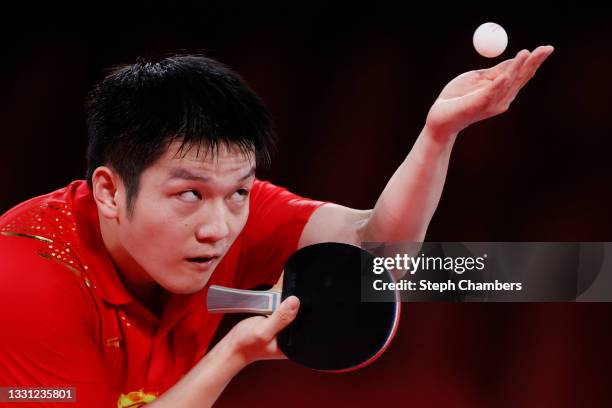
left=473, top=22, right=508, bottom=58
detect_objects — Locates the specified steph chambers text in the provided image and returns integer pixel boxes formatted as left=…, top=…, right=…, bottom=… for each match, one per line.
left=373, top=279, right=523, bottom=292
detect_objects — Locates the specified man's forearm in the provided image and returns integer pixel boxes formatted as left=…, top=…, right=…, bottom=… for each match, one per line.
left=149, top=338, right=246, bottom=407
left=360, top=125, right=457, bottom=243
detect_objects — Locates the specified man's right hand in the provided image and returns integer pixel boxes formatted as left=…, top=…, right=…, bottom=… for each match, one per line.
left=224, top=295, right=300, bottom=366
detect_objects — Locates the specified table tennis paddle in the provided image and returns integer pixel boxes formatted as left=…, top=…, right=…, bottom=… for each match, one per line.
left=207, top=242, right=400, bottom=372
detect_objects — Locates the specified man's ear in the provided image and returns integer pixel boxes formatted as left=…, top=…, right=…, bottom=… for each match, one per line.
left=92, top=166, right=122, bottom=220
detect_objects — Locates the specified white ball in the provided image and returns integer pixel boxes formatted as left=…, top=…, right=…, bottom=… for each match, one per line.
left=473, top=22, right=508, bottom=58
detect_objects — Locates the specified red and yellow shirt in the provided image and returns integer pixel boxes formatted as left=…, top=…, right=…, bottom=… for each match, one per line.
left=0, top=180, right=323, bottom=407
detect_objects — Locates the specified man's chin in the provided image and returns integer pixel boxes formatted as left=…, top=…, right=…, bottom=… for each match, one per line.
left=161, top=271, right=214, bottom=295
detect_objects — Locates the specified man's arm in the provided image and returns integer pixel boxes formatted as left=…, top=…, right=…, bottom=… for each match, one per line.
left=150, top=296, right=299, bottom=407
left=299, top=46, right=554, bottom=247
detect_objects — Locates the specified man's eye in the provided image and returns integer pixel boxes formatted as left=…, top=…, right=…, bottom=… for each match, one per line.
left=230, top=189, right=249, bottom=202
left=178, top=190, right=201, bottom=202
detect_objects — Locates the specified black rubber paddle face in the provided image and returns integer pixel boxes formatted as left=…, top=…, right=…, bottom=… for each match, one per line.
left=278, top=243, right=399, bottom=372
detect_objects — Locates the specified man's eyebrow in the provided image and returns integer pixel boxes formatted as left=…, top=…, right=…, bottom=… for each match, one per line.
left=167, top=167, right=256, bottom=183
left=167, top=168, right=210, bottom=183
left=238, top=167, right=256, bottom=182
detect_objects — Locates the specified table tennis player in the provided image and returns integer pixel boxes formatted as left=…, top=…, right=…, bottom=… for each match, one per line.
left=0, top=47, right=553, bottom=407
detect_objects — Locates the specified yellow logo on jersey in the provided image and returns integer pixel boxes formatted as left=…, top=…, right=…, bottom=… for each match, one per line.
left=117, top=389, right=158, bottom=408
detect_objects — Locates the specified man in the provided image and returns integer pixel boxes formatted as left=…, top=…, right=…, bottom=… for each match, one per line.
left=0, top=47, right=553, bottom=407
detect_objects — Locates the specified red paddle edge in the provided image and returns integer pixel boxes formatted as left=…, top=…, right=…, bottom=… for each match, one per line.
left=325, top=284, right=401, bottom=374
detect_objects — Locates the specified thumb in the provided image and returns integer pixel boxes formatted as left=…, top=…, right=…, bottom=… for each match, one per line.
left=260, top=296, right=300, bottom=341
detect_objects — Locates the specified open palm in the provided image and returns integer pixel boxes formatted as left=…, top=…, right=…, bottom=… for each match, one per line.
left=426, top=46, right=554, bottom=137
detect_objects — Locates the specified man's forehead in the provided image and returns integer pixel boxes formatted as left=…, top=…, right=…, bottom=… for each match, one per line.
left=151, top=141, right=255, bottom=180
left=159, top=141, right=254, bottom=168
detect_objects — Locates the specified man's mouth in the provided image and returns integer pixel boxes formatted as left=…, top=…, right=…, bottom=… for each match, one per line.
left=186, top=256, right=218, bottom=264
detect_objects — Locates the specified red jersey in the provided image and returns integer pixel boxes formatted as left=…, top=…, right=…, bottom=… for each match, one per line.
left=0, top=180, right=323, bottom=407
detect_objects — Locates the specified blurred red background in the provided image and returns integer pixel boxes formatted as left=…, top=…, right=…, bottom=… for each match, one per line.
left=1, top=1, right=610, bottom=406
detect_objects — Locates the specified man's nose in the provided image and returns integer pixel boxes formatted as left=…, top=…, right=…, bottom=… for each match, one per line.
left=195, top=200, right=230, bottom=242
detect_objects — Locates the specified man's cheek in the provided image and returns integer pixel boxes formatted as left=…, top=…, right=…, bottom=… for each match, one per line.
left=139, top=208, right=176, bottom=236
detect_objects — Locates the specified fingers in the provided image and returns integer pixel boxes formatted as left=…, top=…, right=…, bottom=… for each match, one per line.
left=258, top=296, right=300, bottom=342
left=507, top=49, right=531, bottom=82
left=483, top=49, right=529, bottom=79
left=484, top=45, right=552, bottom=83
left=517, top=45, right=554, bottom=88
left=493, top=49, right=530, bottom=107
left=497, top=45, right=554, bottom=107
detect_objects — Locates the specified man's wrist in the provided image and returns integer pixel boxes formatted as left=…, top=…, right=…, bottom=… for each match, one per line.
left=422, top=122, right=459, bottom=148
left=409, top=124, right=458, bottom=166
left=205, top=336, right=250, bottom=376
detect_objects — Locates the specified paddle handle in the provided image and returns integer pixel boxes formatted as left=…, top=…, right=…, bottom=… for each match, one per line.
left=207, top=285, right=281, bottom=315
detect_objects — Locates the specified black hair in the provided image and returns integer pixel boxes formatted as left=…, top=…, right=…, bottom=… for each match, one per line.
left=85, top=54, right=275, bottom=214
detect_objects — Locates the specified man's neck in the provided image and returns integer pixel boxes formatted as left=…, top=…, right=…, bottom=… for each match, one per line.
left=138, top=284, right=170, bottom=319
